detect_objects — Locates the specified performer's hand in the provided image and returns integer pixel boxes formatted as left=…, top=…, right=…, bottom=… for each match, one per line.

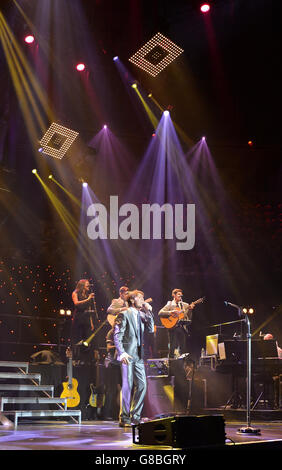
left=171, top=309, right=180, bottom=317
left=189, top=302, right=195, bottom=309
left=121, top=353, right=132, bottom=365
left=143, top=302, right=152, bottom=311
left=120, top=307, right=128, bottom=312
left=88, top=293, right=94, bottom=300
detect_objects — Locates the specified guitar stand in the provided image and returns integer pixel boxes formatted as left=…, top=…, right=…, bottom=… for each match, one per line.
left=224, top=390, right=244, bottom=410
left=251, top=383, right=271, bottom=411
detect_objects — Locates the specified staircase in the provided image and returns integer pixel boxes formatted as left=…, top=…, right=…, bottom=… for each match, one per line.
left=0, top=361, right=81, bottom=428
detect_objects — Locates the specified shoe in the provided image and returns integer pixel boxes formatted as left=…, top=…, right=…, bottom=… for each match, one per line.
left=131, top=418, right=141, bottom=426
left=119, top=421, right=131, bottom=428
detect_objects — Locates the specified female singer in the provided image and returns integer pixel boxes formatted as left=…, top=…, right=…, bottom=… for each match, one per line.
left=71, top=279, right=94, bottom=358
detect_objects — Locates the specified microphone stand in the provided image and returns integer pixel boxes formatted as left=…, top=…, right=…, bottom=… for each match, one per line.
left=224, top=302, right=260, bottom=435
left=237, top=314, right=260, bottom=435
left=89, top=283, right=99, bottom=322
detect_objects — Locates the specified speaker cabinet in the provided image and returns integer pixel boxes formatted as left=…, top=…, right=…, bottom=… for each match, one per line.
left=154, top=326, right=169, bottom=357
left=192, top=366, right=233, bottom=409
left=143, top=376, right=174, bottom=418
left=133, top=414, right=226, bottom=448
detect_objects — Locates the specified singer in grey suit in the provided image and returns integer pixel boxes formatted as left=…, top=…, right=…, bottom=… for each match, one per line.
left=114, top=289, right=154, bottom=426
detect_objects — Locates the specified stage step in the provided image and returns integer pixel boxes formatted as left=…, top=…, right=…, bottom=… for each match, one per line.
left=0, top=384, right=54, bottom=395
left=0, top=372, right=41, bottom=382
left=0, top=360, right=82, bottom=428
left=0, top=397, right=68, bottom=411
left=0, top=361, right=29, bottom=371
left=3, top=409, right=81, bottom=428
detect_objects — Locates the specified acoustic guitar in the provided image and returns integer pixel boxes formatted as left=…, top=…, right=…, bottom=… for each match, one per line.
left=60, top=347, right=80, bottom=408
left=160, top=297, right=205, bottom=329
left=107, top=297, right=152, bottom=327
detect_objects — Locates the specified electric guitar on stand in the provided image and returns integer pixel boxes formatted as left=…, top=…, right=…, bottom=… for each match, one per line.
left=88, top=357, right=106, bottom=419
left=60, top=347, right=80, bottom=407
left=160, top=297, right=205, bottom=329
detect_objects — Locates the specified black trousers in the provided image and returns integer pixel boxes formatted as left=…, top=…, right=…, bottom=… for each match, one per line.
left=103, top=362, right=122, bottom=419
left=71, top=312, right=94, bottom=360
left=168, top=325, right=189, bottom=357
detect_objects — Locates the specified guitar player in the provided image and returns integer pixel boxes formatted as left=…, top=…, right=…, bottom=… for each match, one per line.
left=107, top=286, right=129, bottom=324
left=158, top=288, right=195, bottom=359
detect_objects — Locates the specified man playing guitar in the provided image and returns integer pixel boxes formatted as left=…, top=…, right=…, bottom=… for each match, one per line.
left=158, top=288, right=195, bottom=359
left=107, top=286, right=129, bottom=326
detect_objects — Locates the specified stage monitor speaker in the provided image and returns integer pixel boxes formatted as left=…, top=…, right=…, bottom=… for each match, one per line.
left=154, top=326, right=169, bottom=357
left=133, top=414, right=226, bottom=448
left=142, top=375, right=174, bottom=419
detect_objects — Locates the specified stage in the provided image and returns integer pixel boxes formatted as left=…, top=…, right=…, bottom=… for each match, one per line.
left=0, top=419, right=282, bottom=453
left=0, top=1, right=281, bottom=463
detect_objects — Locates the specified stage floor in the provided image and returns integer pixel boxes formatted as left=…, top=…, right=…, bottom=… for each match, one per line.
left=0, top=419, right=281, bottom=451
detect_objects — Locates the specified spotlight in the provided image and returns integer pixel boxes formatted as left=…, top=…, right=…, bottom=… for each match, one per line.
left=39, top=123, right=79, bottom=160
left=248, top=140, right=254, bottom=147
left=164, top=110, right=170, bottom=116
left=48, top=174, right=53, bottom=179
left=113, top=56, right=119, bottom=61
left=200, top=3, right=211, bottom=13
left=131, top=83, right=138, bottom=89
left=129, top=32, right=184, bottom=77
left=103, top=124, right=108, bottom=129
left=76, top=63, right=85, bottom=71
left=82, top=182, right=88, bottom=187
left=59, top=308, right=72, bottom=317
left=32, top=169, right=37, bottom=174
left=148, top=93, right=153, bottom=98
left=242, top=307, right=255, bottom=315
left=24, top=35, right=35, bottom=44
left=202, top=136, right=206, bottom=141
left=38, top=147, right=43, bottom=153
